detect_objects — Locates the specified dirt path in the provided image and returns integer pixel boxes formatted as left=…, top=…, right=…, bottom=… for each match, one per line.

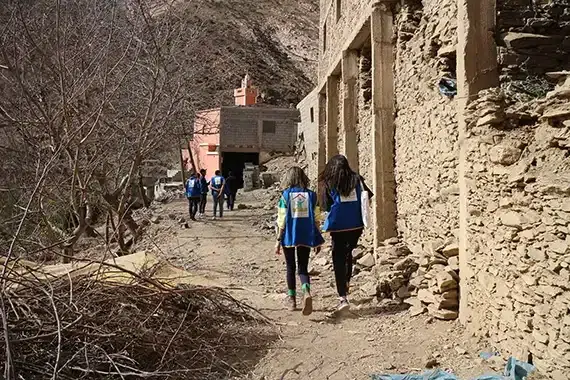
left=150, top=191, right=496, bottom=380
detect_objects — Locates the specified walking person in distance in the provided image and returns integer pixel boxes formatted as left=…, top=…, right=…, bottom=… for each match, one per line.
left=209, top=170, right=225, bottom=220
left=225, top=171, right=239, bottom=211
left=275, top=166, right=324, bottom=316
left=198, top=169, right=209, bottom=218
left=318, top=154, right=373, bottom=312
left=185, top=172, right=202, bottom=221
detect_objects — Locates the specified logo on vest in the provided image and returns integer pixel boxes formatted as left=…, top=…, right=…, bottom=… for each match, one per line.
left=340, top=189, right=357, bottom=203
left=290, top=192, right=309, bottom=218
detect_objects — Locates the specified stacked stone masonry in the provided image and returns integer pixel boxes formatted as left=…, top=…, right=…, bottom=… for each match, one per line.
left=463, top=88, right=570, bottom=378
left=298, top=1, right=570, bottom=376
left=497, top=0, right=570, bottom=81
left=393, top=0, right=459, bottom=249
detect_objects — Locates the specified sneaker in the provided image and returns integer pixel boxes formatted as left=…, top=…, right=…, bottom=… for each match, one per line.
left=212, top=216, right=217, bottom=220
left=287, top=296, right=296, bottom=311
left=302, top=294, right=313, bottom=316
left=337, top=298, right=350, bottom=312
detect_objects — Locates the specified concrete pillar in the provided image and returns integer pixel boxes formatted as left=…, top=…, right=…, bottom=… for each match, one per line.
left=457, top=0, right=498, bottom=324
left=317, top=92, right=327, bottom=197
left=342, top=49, right=359, bottom=170
left=325, top=76, right=339, bottom=159
left=371, top=5, right=397, bottom=248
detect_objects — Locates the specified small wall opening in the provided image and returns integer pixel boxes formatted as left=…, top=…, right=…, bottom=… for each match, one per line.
left=323, top=22, right=327, bottom=52
left=310, top=107, right=315, bottom=123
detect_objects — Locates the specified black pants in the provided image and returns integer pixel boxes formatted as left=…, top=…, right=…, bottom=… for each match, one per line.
left=199, top=193, right=207, bottom=214
left=331, top=229, right=363, bottom=297
left=188, top=197, right=200, bottom=220
left=283, top=246, right=310, bottom=293
left=226, top=191, right=237, bottom=210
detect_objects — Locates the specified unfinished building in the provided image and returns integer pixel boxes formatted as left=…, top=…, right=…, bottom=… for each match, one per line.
left=297, top=0, right=570, bottom=377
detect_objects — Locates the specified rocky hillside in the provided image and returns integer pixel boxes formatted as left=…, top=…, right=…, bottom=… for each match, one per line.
left=177, top=0, right=318, bottom=108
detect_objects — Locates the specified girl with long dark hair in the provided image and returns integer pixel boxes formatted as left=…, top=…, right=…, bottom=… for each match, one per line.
left=318, top=155, right=373, bottom=311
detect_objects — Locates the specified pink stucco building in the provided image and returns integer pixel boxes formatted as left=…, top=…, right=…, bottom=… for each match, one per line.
left=183, top=76, right=300, bottom=185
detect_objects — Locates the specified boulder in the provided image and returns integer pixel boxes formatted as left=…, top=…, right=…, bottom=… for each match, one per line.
left=393, top=257, right=416, bottom=271
left=418, top=289, right=437, bottom=304
left=447, top=256, right=459, bottom=271
left=442, top=243, right=459, bottom=258
left=500, top=211, right=526, bottom=229
left=503, top=32, right=559, bottom=50
left=410, top=305, right=427, bottom=317
left=428, top=305, right=458, bottom=320
left=360, top=281, right=379, bottom=297
left=357, top=253, right=375, bottom=268
left=489, top=144, right=522, bottom=166
left=436, top=272, right=458, bottom=293
left=396, top=286, right=411, bottom=299
left=150, top=215, right=161, bottom=224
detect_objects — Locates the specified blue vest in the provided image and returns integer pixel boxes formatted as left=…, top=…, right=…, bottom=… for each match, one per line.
left=282, top=187, right=325, bottom=248
left=322, top=183, right=363, bottom=232
left=185, top=177, right=201, bottom=198
left=210, top=175, right=224, bottom=195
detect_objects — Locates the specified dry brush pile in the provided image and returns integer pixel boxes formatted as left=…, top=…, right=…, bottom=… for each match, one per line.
left=0, top=265, right=275, bottom=379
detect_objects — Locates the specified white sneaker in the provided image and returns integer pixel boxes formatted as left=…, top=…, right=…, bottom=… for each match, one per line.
left=212, top=216, right=217, bottom=220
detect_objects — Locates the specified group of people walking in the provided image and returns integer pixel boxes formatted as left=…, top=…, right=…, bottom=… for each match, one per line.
left=184, top=169, right=239, bottom=221
left=275, top=154, right=373, bottom=316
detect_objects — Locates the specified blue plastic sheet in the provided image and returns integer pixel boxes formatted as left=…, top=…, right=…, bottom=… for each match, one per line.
left=370, top=357, right=535, bottom=380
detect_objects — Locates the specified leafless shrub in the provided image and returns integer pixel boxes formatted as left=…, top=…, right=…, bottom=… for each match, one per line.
left=0, top=0, right=215, bottom=260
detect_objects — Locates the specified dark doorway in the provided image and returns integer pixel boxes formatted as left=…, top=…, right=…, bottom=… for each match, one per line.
left=221, top=152, right=259, bottom=189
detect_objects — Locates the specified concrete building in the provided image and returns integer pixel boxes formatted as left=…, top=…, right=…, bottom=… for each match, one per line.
left=185, top=76, right=299, bottom=185
left=298, top=0, right=570, bottom=377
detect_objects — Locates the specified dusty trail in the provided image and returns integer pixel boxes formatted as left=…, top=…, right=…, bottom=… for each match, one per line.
left=153, top=191, right=494, bottom=380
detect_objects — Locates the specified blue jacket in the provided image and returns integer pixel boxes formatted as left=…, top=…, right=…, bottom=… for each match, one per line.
left=278, top=187, right=324, bottom=248
left=185, top=176, right=201, bottom=198
left=322, top=183, right=364, bottom=232
left=210, top=175, right=225, bottom=196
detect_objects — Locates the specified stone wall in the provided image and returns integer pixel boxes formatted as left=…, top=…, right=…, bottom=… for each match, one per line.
left=463, top=88, right=570, bottom=378
left=392, top=0, right=459, bottom=249
left=297, top=91, right=321, bottom=182
left=318, top=0, right=374, bottom=82
left=497, top=0, right=570, bottom=81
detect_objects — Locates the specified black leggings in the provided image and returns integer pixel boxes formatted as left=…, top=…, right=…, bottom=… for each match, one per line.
left=283, top=246, right=310, bottom=293
left=331, top=229, right=363, bottom=297
left=199, top=194, right=207, bottom=214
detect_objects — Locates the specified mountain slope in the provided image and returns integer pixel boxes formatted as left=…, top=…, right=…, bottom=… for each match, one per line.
left=179, top=0, right=318, bottom=107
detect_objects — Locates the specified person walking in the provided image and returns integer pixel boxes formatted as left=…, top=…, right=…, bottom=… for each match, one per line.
left=185, top=172, right=202, bottom=221
left=275, top=166, right=324, bottom=315
left=199, top=169, right=209, bottom=217
left=209, top=170, right=225, bottom=220
left=225, top=171, right=239, bottom=211
left=318, top=155, right=373, bottom=312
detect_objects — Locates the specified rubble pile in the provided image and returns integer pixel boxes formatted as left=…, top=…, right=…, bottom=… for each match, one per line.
left=308, top=236, right=462, bottom=321
left=407, top=240, right=460, bottom=320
